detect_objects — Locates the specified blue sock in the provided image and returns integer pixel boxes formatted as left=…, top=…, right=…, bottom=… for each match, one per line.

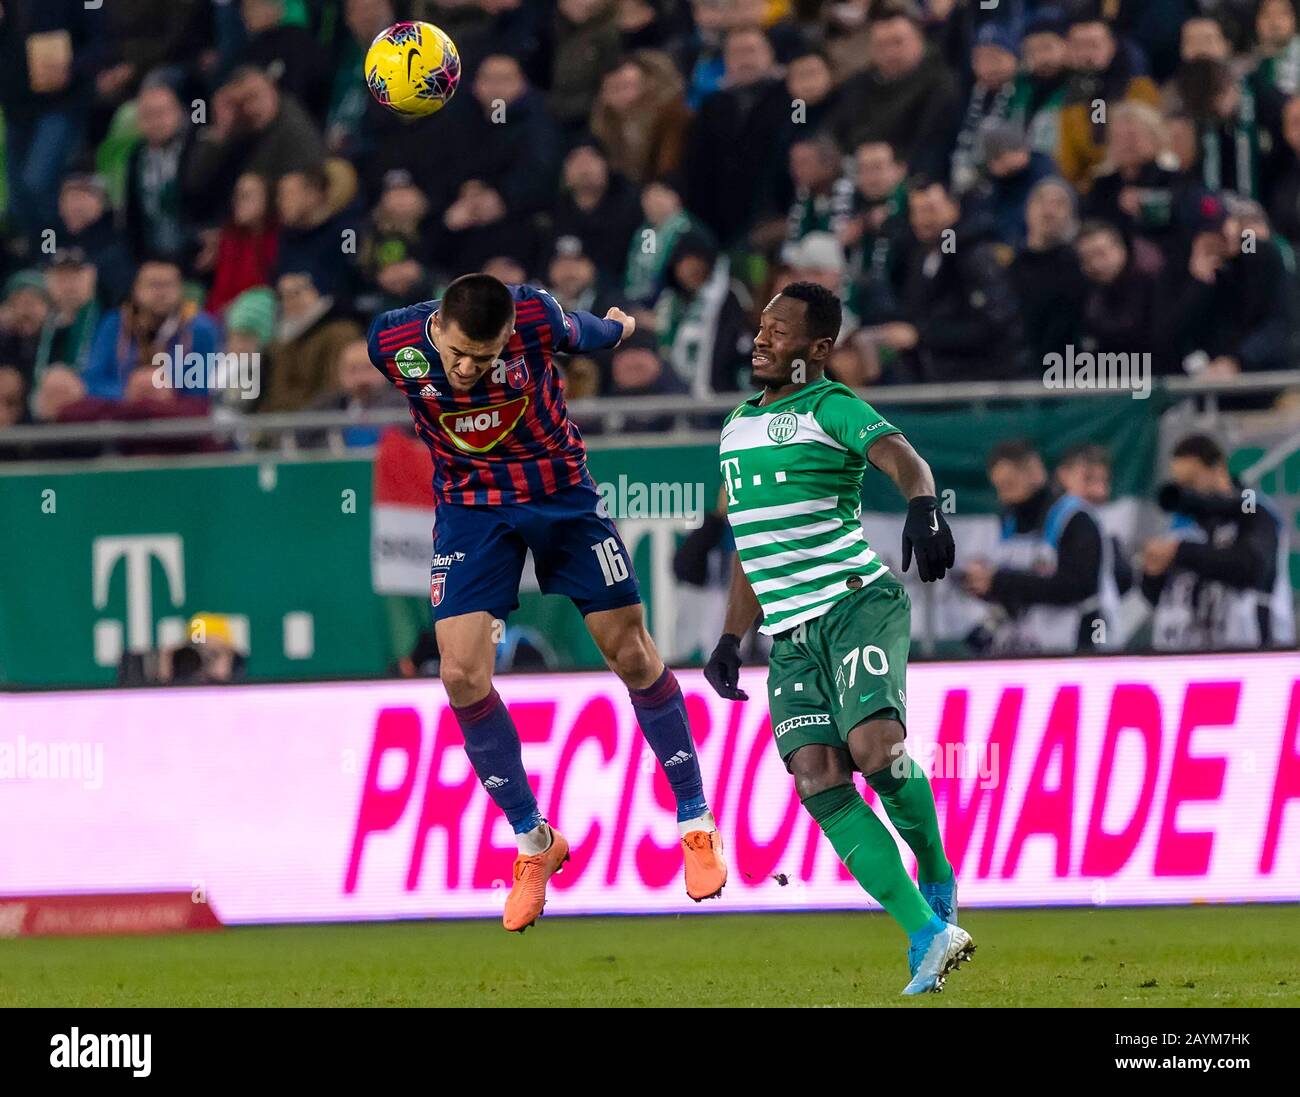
left=451, top=688, right=543, bottom=834
left=908, top=915, right=948, bottom=950
left=629, top=668, right=708, bottom=822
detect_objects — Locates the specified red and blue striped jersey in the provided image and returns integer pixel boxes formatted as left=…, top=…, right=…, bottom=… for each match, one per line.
left=367, top=284, right=623, bottom=506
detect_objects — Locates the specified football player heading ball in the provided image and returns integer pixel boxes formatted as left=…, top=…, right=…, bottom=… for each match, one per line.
left=368, top=276, right=728, bottom=931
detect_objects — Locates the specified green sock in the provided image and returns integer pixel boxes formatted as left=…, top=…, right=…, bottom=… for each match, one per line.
left=803, top=784, right=935, bottom=934
left=865, top=755, right=954, bottom=885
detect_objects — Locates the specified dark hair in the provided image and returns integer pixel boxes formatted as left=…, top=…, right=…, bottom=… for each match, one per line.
left=1171, top=433, right=1226, bottom=467
left=440, top=274, right=516, bottom=341
left=856, top=138, right=903, bottom=163
left=1076, top=218, right=1125, bottom=246
left=906, top=172, right=950, bottom=196
left=1059, top=442, right=1110, bottom=469
left=790, top=47, right=832, bottom=67
left=987, top=438, right=1041, bottom=469
left=778, top=281, right=842, bottom=343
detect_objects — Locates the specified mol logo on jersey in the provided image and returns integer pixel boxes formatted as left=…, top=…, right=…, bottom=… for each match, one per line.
left=438, top=395, right=530, bottom=453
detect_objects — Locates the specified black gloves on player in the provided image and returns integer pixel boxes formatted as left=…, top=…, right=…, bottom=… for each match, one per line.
left=703, top=633, right=748, bottom=700
left=901, top=494, right=956, bottom=582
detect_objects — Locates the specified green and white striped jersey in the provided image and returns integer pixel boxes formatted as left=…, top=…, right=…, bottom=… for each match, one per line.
left=719, top=377, right=901, bottom=634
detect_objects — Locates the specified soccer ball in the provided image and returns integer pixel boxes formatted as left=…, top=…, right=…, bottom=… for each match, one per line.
left=365, top=21, right=461, bottom=117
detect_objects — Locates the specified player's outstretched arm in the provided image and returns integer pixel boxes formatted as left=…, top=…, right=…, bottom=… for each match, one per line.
left=868, top=432, right=956, bottom=583
left=704, top=557, right=760, bottom=701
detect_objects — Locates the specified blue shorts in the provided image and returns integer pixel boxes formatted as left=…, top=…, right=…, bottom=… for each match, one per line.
left=429, top=482, right=641, bottom=622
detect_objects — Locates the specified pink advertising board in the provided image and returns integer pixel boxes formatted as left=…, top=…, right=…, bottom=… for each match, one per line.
left=1, top=653, right=1298, bottom=924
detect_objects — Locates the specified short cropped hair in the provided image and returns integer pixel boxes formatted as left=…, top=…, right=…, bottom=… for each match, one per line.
left=440, top=274, right=516, bottom=342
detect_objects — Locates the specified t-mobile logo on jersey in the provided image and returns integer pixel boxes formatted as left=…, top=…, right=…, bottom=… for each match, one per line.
left=720, top=457, right=743, bottom=505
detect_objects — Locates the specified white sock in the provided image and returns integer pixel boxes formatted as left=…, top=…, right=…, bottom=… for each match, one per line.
left=516, top=821, right=553, bottom=855
left=678, top=811, right=716, bottom=838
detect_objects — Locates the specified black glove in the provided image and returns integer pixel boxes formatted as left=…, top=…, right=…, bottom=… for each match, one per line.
left=703, top=633, right=748, bottom=700
left=901, top=494, right=956, bottom=582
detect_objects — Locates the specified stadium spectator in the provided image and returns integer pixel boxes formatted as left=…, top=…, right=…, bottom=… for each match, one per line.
left=547, top=237, right=619, bottom=319
left=87, top=0, right=203, bottom=120
left=681, top=0, right=730, bottom=108
left=274, top=165, right=358, bottom=305
left=202, top=172, right=280, bottom=315
left=123, top=80, right=197, bottom=270
left=828, top=5, right=960, bottom=179
left=0, top=0, right=86, bottom=244
left=1143, top=433, right=1295, bottom=649
left=36, top=249, right=101, bottom=380
left=623, top=178, right=706, bottom=310
left=185, top=66, right=326, bottom=215
left=950, top=22, right=1023, bottom=195
left=976, top=119, right=1059, bottom=247
left=56, top=174, right=134, bottom=310
left=776, top=232, right=855, bottom=337
left=1081, top=102, right=1203, bottom=264
left=1254, top=0, right=1300, bottom=97
left=780, top=136, right=857, bottom=260
left=549, top=0, right=624, bottom=133
left=298, top=336, right=404, bottom=449
left=323, top=0, right=398, bottom=159
left=1010, top=6, right=1071, bottom=160
left=223, top=286, right=277, bottom=362
left=82, top=259, right=221, bottom=400
left=615, top=0, right=683, bottom=55
left=654, top=232, right=752, bottom=397
left=548, top=141, right=642, bottom=285
left=0, top=271, right=53, bottom=390
left=238, top=0, right=332, bottom=121
left=1011, top=178, right=1086, bottom=371
left=1168, top=198, right=1294, bottom=378
left=963, top=439, right=1115, bottom=655
left=684, top=26, right=790, bottom=247
left=1057, top=12, right=1161, bottom=194
left=841, top=141, right=909, bottom=329
left=882, top=176, right=1025, bottom=383
left=603, top=326, right=689, bottom=432
left=589, top=50, right=692, bottom=185
left=259, top=272, right=362, bottom=413
left=1268, top=95, right=1300, bottom=245
left=1167, top=17, right=1286, bottom=202
left=430, top=54, right=559, bottom=274
left=1074, top=219, right=1167, bottom=372
left=781, top=48, right=842, bottom=140
left=219, top=284, right=276, bottom=407
left=822, top=0, right=874, bottom=80
left=356, top=169, right=435, bottom=315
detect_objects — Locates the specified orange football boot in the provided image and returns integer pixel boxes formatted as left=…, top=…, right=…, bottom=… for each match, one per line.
left=682, top=828, right=727, bottom=901
left=503, top=830, right=570, bottom=932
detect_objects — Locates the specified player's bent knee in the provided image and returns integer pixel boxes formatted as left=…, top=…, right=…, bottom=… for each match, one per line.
left=439, top=659, right=494, bottom=708
left=789, top=745, right=853, bottom=801
left=848, top=718, right=907, bottom=778
left=607, top=629, right=660, bottom=688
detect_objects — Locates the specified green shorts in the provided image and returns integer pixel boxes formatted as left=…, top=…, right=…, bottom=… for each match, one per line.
left=766, top=571, right=911, bottom=769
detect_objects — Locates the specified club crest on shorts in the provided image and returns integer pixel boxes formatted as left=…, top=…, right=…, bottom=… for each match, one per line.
left=503, top=355, right=529, bottom=390
left=430, top=569, right=448, bottom=606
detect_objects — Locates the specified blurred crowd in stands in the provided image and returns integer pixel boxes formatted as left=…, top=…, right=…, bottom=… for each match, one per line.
left=2, top=0, right=1300, bottom=460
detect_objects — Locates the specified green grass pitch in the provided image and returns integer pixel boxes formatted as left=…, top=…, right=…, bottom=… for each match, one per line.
left=2, top=905, right=1296, bottom=1007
